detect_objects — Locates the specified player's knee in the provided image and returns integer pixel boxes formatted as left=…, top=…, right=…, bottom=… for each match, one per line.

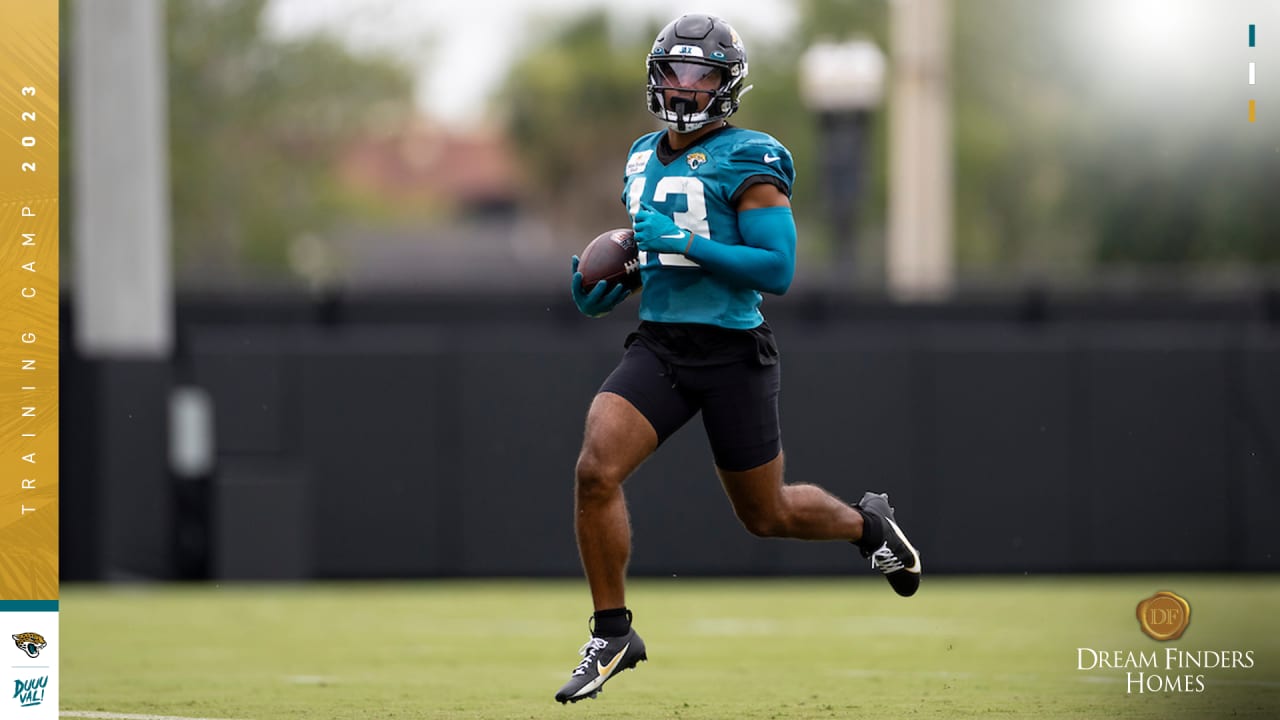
left=574, top=450, right=624, bottom=500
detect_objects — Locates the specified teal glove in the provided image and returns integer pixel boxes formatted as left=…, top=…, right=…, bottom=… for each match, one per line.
left=571, top=255, right=631, bottom=317
left=633, top=205, right=692, bottom=255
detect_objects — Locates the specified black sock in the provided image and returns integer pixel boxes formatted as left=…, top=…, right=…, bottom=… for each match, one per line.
left=592, top=607, right=632, bottom=638
left=852, top=505, right=885, bottom=554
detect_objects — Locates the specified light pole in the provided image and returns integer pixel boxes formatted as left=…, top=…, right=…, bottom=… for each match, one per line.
left=799, top=39, right=887, bottom=283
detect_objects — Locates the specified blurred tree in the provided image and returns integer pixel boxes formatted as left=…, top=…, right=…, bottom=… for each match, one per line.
left=1090, top=145, right=1280, bottom=267
left=953, top=0, right=1280, bottom=277
left=794, top=0, right=888, bottom=42
left=498, top=12, right=659, bottom=247
left=166, top=0, right=415, bottom=282
left=952, top=0, right=1090, bottom=278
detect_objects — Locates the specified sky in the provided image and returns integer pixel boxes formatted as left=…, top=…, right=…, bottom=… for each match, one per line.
left=264, top=0, right=796, bottom=127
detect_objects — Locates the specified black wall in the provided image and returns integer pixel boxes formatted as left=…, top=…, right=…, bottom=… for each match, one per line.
left=61, top=289, right=1280, bottom=580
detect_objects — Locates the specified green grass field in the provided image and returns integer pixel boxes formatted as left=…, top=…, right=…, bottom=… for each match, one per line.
left=62, top=575, right=1279, bottom=719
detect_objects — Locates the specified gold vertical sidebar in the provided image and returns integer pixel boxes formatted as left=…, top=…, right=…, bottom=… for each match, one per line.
left=1249, top=100, right=1257, bottom=123
left=0, top=0, right=59, bottom=601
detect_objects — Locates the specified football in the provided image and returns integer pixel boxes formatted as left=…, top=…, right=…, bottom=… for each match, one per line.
left=578, top=228, right=642, bottom=291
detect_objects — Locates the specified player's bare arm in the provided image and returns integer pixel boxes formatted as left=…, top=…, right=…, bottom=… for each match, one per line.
left=735, top=180, right=791, bottom=211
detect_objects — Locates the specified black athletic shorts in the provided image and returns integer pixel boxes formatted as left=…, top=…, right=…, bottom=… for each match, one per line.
left=598, top=325, right=782, bottom=472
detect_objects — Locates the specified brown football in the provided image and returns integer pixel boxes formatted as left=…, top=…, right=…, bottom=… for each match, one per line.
left=578, top=228, right=642, bottom=291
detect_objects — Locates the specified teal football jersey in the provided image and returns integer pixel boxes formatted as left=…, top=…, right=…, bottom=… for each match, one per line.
left=621, top=127, right=795, bottom=330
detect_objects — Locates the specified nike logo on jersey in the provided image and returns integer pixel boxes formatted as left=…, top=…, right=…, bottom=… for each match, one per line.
left=596, top=642, right=631, bottom=680
left=763, top=153, right=780, bottom=164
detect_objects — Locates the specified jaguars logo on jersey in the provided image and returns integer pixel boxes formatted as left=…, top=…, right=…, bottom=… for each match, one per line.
left=685, top=152, right=708, bottom=171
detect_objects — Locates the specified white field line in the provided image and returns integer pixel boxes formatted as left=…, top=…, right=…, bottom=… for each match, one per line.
left=61, top=707, right=247, bottom=712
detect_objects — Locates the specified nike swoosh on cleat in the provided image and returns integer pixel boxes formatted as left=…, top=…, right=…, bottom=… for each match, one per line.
left=596, top=642, right=631, bottom=679
left=764, top=153, right=780, bottom=163
left=886, top=517, right=922, bottom=573
left=570, top=642, right=632, bottom=699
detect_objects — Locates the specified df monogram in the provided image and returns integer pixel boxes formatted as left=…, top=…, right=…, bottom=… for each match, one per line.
left=1136, top=591, right=1191, bottom=641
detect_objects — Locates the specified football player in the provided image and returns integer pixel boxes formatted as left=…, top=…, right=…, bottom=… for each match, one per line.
left=557, top=13, right=922, bottom=704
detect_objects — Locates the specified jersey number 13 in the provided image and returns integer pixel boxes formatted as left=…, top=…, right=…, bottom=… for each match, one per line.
left=628, top=176, right=706, bottom=268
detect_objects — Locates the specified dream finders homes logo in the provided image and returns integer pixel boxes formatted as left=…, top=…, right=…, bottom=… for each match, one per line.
left=1075, top=592, right=1259, bottom=694
left=1077, top=647, right=1256, bottom=693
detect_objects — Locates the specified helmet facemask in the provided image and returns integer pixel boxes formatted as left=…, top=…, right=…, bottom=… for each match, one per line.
left=645, top=15, right=751, bottom=133
left=647, top=58, right=745, bottom=132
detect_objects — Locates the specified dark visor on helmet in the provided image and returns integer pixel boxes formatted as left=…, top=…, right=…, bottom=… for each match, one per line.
left=651, top=60, right=725, bottom=91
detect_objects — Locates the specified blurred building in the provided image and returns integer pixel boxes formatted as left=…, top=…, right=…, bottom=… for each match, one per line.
left=337, top=120, right=520, bottom=219
left=327, top=120, right=558, bottom=290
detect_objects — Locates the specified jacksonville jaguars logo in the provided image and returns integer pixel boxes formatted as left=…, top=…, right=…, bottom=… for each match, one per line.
left=13, top=632, right=46, bottom=659
left=686, top=152, right=708, bottom=171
